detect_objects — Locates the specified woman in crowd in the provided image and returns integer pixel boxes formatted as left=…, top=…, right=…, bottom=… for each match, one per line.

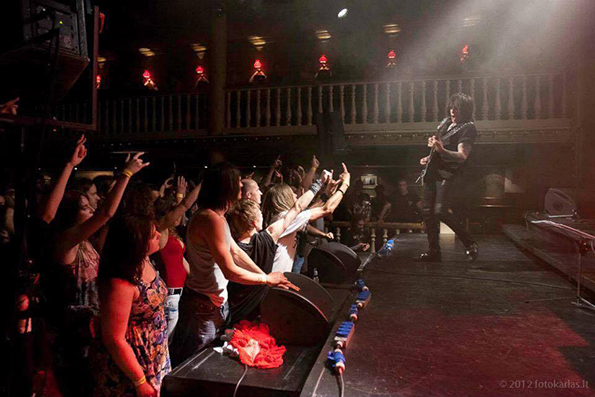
left=227, top=169, right=333, bottom=321
left=93, top=215, right=170, bottom=397
left=47, top=152, right=149, bottom=396
left=261, top=163, right=351, bottom=273
left=154, top=176, right=201, bottom=342
left=70, top=177, right=101, bottom=210
left=170, top=162, right=297, bottom=366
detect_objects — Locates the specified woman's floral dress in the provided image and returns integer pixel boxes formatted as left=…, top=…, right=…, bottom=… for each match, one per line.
left=92, top=273, right=171, bottom=396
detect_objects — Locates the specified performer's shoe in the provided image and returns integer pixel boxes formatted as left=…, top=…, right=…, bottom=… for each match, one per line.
left=415, top=251, right=442, bottom=262
left=465, top=242, right=479, bottom=262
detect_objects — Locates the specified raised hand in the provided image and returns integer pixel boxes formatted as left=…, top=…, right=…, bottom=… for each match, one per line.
left=325, top=232, right=334, bottom=240
left=420, top=156, right=429, bottom=165
left=291, top=169, right=303, bottom=184
left=68, top=135, right=87, bottom=167
left=297, top=165, right=305, bottom=179
left=0, top=97, right=19, bottom=115
left=176, top=176, right=187, bottom=196
left=272, top=155, right=282, bottom=169
left=428, top=136, right=444, bottom=152
left=320, top=169, right=333, bottom=185
left=266, top=272, right=300, bottom=291
left=124, top=152, right=150, bottom=175
left=339, top=163, right=351, bottom=187
left=274, top=170, right=283, bottom=183
left=311, top=155, right=320, bottom=170
left=243, top=171, right=255, bottom=180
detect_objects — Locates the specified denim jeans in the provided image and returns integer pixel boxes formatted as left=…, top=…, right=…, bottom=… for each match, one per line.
left=422, top=178, right=473, bottom=252
left=170, top=288, right=229, bottom=367
left=165, top=290, right=182, bottom=343
left=292, top=255, right=305, bottom=274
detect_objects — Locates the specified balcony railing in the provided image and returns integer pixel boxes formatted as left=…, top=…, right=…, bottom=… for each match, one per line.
left=225, top=72, right=572, bottom=131
left=51, top=93, right=209, bottom=137
left=50, top=70, right=574, bottom=141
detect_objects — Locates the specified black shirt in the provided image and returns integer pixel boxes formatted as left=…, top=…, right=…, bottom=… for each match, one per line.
left=427, top=121, right=477, bottom=181
left=227, top=231, right=277, bottom=323
left=389, top=191, right=421, bottom=221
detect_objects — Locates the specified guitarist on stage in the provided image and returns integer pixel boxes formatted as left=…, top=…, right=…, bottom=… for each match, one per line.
left=417, top=93, right=479, bottom=262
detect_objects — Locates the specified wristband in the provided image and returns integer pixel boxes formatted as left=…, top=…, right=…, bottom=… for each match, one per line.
left=337, top=189, right=346, bottom=196
left=176, top=193, right=184, bottom=199
left=133, top=376, right=146, bottom=387
left=259, top=274, right=267, bottom=285
left=121, top=169, right=133, bottom=179
left=309, top=179, right=323, bottom=195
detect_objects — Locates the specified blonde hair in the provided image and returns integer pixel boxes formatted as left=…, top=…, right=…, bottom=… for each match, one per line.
left=227, top=199, right=261, bottom=240
left=261, top=183, right=295, bottom=227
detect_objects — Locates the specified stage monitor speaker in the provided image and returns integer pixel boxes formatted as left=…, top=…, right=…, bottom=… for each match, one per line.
left=545, top=188, right=577, bottom=216
left=308, top=242, right=360, bottom=284
left=260, top=273, right=334, bottom=346
left=0, top=0, right=90, bottom=102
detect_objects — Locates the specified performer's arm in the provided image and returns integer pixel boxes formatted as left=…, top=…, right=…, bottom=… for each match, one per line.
left=430, top=136, right=472, bottom=164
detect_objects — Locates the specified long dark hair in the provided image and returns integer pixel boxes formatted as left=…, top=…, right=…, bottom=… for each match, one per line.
left=98, top=215, right=153, bottom=284
left=195, top=162, right=241, bottom=211
left=446, top=93, right=475, bottom=123
left=69, top=177, right=94, bottom=194
left=53, top=190, right=85, bottom=232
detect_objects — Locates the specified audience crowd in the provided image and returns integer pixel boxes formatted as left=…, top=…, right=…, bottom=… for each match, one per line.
left=0, top=133, right=424, bottom=396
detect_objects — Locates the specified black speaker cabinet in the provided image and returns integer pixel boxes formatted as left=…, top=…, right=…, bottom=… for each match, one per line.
left=260, top=273, right=334, bottom=346
left=308, top=242, right=360, bottom=284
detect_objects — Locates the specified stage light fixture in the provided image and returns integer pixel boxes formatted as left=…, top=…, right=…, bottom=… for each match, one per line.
left=191, top=43, right=207, bottom=60
left=250, top=59, right=267, bottom=84
left=338, top=8, right=348, bottom=18
left=387, top=50, right=397, bottom=68
left=315, top=54, right=331, bottom=80
left=316, top=30, right=331, bottom=41
left=248, top=36, right=266, bottom=51
left=195, top=65, right=209, bottom=85
left=384, top=23, right=401, bottom=35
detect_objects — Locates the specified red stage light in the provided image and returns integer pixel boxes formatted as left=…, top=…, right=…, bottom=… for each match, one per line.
left=142, top=70, right=151, bottom=79
left=388, top=50, right=396, bottom=59
left=319, top=54, right=327, bottom=64
left=254, top=60, right=262, bottom=70
left=195, top=65, right=204, bottom=74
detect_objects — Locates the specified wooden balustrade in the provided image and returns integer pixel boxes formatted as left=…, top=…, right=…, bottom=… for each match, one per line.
left=224, top=72, right=571, bottom=130
left=48, top=71, right=572, bottom=137
left=325, top=221, right=424, bottom=254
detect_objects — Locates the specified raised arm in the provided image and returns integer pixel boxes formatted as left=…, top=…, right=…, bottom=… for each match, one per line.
left=39, top=135, right=87, bottom=223
left=100, top=279, right=156, bottom=396
left=60, top=153, right=149, bottom=249
left=261, top=156, right=282, bottom=187
left=267, top=170, right=332, bottom=242
left=301, top=155, right=320, bottom=189
left=193, top=213, right=296, bottom=289
left=308, top=163, right=351, bottom=221
left=158, top=181, right=201, bottom=231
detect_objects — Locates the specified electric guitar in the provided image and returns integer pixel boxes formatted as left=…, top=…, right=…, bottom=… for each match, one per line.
left=416, top=119, right=473, bottom=183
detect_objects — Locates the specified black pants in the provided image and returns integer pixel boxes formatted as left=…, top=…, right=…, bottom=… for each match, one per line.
left=422, top=178, right=473, bottom=252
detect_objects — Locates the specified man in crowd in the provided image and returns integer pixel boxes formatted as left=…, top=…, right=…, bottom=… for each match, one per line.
left=378, top=179, right=422, bottom=223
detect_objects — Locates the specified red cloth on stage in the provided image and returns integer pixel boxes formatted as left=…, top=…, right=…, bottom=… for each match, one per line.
left=229, top=320, right=286, bottom=369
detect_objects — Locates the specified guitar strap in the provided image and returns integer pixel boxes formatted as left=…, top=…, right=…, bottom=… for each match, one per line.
left=438, top=121, right=473, bottom=145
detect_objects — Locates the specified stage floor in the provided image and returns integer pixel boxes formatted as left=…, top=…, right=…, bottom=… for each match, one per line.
left=301, top=234, right=595, bottom=397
